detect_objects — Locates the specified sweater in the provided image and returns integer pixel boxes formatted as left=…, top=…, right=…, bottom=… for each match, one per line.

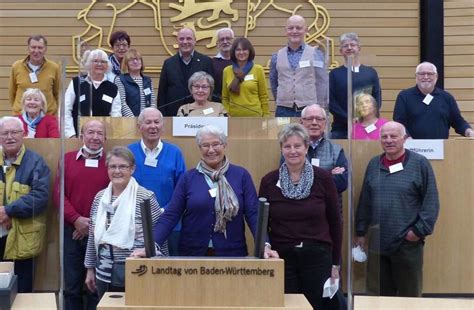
left=212, top=57, right=232, bottom=102
left=355, top=150, right=440, bottom=254
left=258, top=166, right=342, bottom=264
left=18, top=114, right=59, bottom=138
left=393, top=86, right=471, bottom=139
left=153, top=164, right=258, bottom=256
left=221, top=64, right=270, bottom=116
left=352, top=118, right=389, bottom=140
left=9, top=56, right=61, bottom=115
left=53, top=151, right=109, bottom=226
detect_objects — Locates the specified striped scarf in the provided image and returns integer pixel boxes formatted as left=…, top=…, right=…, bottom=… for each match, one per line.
left=197, top=157, right=239, bottom=238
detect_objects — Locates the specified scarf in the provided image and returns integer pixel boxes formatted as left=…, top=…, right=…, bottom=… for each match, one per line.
left=94, top=177, right=139, bottom=253
left=22, top=111, right=44, bottom=138
left=278, top=160, right=314, bottom=200
left=197, top=157, right=239, bottom=238
left=109, top=54, right=121, bottom=75
left=229, top=61, right=254, bottom=94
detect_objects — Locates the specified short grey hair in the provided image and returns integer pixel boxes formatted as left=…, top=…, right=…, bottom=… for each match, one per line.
left=380, top=121, right=407, bottom=138
left=84, top=49, right=111, bottom=74
left=106, top=146, right=135, bottom=167
left=216, top=28, right=234, bottom=39
left=196, top=125, right=227, bottom=146
left=188, top=71, right=215, bottom=100
left=355, top=94, right=380, bottom=121
left=340, top=32, right=360, bottom=45
left=137, top=107, right=163, bottom=125
left=278, top=123, right=310, bottom=147
left=301, top=104, right=327, bottom=119
left=0, top=116, right=24, bottom=131
left=416, top=62, right=438, bottom=74
left=21, top=88, right=47, bottom=113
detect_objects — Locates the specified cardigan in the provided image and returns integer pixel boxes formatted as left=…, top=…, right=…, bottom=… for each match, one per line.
left=18, top=114, right=59, bottom=138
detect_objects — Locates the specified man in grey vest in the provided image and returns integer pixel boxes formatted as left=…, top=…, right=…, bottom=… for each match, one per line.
left=269, top=15, right=328, bottom=117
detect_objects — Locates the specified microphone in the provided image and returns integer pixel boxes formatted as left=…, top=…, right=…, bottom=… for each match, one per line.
left=157, top=94, right=194, bottom=115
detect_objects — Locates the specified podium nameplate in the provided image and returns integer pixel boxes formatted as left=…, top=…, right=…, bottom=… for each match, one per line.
left=125, top=258, right=284, bottom=307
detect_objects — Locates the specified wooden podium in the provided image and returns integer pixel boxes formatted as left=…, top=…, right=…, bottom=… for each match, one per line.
left=97, top=257, right=312, bottom=309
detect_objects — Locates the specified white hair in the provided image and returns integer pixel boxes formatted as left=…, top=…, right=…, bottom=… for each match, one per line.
left=301, top=104, right=327, bottom=119
left=415, top=62, right=437, bottom=74
left=83, top=49, right=112, bottom=74
left=340, top=32, right=360, bottom=45
left=216, top=28, right=234, bottom=39
left=196, top=125, right=227, bottom=146
left=0, top=116, right=24, bottom=131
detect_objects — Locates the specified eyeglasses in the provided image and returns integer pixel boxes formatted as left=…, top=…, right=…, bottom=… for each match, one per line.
left=107, top=164, right=130, bottom=172
left=416, top=72, right=436, bottom=77
left=302, top=116, right=326, bottom=123
left=128, top=58, right=142, bottom=63
left=93, top=60, right=108, bottom=65
left=218, top=36, right=233, bottom=43
left=113, top=43, right=129, bottom=48
left=200, top=142, right=223, bottom=150
left=0, top=130, right=24, bottom=138
left=192, top=84, right=210, bottom=90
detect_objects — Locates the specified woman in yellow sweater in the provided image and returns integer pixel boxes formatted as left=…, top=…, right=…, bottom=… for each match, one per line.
left=222, top=38, right=269, bottom=117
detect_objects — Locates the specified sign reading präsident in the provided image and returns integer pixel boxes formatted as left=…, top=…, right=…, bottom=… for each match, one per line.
left=172, top=117, right=228, bottom=136
left=404, top=139, right=444, bottom=160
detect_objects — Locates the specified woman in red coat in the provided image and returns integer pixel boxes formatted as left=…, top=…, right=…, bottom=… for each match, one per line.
left=18, top=88, right=59, bottom=138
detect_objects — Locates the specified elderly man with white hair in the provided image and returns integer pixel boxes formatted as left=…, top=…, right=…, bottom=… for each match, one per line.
left=393, top=61, right=473, bottom=139
left=212, top=27, right=234, bottom=102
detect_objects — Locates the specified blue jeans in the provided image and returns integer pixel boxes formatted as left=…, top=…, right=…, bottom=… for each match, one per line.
left=275, top=105, right=302, bottom=117
left=64, top=225, right=99, bottom=310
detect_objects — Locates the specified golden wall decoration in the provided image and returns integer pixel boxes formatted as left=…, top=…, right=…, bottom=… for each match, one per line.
left=70, top=0, right=337, bottom=72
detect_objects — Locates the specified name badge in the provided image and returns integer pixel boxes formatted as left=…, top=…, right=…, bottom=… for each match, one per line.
left=389, top=162, right=404, bottom=174
left=143, top=88, right=152, bottom=96
left=144, top=157, right=158, bottom=167
left=209, top=187, right=217, bottom=198
left=29, top=72, right=38, bottom=83
left=313, top=60, right=324, bottom=68
left=299, top=60, right=311, bottom=68
left=311, top=158, right=320, bottom=167
left=203, top=107, right=214, bottom=115
left=423, top=94, right=433, bottom=105
left=244, top=74, right=254, bottom=81
left=102, top=94, right=113, bottom=103
left=3, top=166, right=9, bottom=174
left=365, top=124, right=377, bottom=134
left=79, top=94, right=86, bottom=102
left=276, top=180, right=281, bottom=189
left=352, top=66, right=360, bottom=73
left=85, top=159, right=99, bottom=168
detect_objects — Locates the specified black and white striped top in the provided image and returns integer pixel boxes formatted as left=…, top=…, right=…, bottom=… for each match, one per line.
left=84, top=185, right=167, bottom=283
left=115, top=75, right=157, bottom=117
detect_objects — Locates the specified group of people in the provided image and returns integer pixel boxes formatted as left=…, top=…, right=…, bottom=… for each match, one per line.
left=8, top=16, right=474, bottom=140
left=1, top=11, right=464, bottom=310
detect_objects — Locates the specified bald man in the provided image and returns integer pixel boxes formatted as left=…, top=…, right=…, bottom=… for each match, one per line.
left=157, top=28, right=214, bottom=116
left=53, top=119, right=109, bottom=309
left=355, top=121, right=440, bottom=297
left=269, top=15, right=328, bottom=117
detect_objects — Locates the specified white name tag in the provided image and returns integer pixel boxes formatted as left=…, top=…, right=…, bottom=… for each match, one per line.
left=313, top=60, right=324, bottom=68
left=389, top=162, right=404, bottom=174
left=143, top=88, right=152, bottom=96
left=79, top=94, right=86, bottom=102
left=352, top=66, right=360, bottom=73
left=299, top=60, right=311, bottom=68
left=203, top=107, right=214, bottom=115
left=209, top=187, right=217, bottom=198
left=311, top=158, right=320, bottom=167
left=29, top=72, right=38, bottom=83
left=423, top=94, right=433, bottom=105
left=276, top=180, right=281, bottom=189
left=244, top=74, right=254, bottom=81
left=102, top=94, right=113, bottom=103
left=144, top=157, right=158, bottom=167
left=85, top=159, right=98, bottom=168
left=365, top=124, right=377, bottom=134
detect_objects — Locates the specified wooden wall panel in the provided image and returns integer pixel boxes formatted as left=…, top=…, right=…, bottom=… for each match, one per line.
left=0, top=0, right=419, bottom=118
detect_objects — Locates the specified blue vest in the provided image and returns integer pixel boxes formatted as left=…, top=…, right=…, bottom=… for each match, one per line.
left=119, top=74, right=152, bottom=116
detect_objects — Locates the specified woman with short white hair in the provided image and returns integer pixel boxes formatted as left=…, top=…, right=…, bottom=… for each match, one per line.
left=64, top=49, right=122, bottom=138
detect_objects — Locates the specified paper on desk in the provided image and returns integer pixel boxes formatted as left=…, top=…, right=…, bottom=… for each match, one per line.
left=322, top=278, right=339, bottom=299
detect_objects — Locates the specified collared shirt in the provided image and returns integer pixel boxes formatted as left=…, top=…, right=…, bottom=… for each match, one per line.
left=140, top=139, right=163, bottom=159
left=214, top=52, right=227, bottom=59
left=309, top=136, right=324, bottom=150
left=179, top=50, right=195, bottom=65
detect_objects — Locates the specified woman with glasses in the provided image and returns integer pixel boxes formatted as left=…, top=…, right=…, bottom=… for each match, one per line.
left=177, top=71, right=228, bottom=117
left=17, top=88, right=59, bottom=138
left=108, top=30, right=130, bottom=78
left=352, top=93, right=388, bottom=140
left=222, top=38, right=269, bottom=117
left=259, top=124, right=342, bottom=310
left=115, top=48, right=156, bottom=117
left=147, top=125, right=277, bottom=257
left=84, top=146, right=166, bottom=299
left=64, top=49, right=122, bottom=138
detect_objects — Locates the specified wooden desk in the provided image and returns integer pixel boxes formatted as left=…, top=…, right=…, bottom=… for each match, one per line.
left=98, top=293, right=312, bottom=309
left=12, top=293, right=57, bottom=309
left=354, top=295, right=474, bottom=309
